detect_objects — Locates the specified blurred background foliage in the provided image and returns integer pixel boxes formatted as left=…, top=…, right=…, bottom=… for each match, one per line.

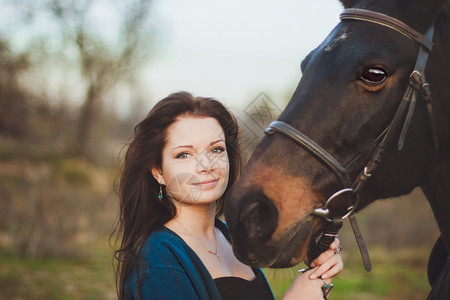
left=0, top=0, right=441, bottom=299
left=0, top=0, right=152, bottom=298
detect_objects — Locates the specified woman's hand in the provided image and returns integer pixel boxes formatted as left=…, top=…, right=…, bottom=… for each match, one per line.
left=308, top=238, right=343, bottom=280
left=282, top=239, right=343, bottom=300
left=282, top=269, right=330, bottom=300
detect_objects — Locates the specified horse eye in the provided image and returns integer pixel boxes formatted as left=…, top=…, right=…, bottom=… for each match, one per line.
left=360, top=67, right=388, bottom=84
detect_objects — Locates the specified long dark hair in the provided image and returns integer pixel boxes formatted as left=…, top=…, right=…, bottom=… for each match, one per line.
left=111, top=91, right=243, bottom=299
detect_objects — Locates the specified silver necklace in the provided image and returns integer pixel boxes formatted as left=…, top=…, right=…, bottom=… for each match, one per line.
left=175, top=219, right=223, bottom=262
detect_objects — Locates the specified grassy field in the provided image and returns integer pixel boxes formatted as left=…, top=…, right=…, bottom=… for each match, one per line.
left=265, top=247, right=432, bottom=300
left=0, top=238, right=116, bottom=300
left=0, top=238, right=433, bottom=300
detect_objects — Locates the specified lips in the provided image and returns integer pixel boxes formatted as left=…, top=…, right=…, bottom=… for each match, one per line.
left=192, top=179, right=219, bottom=189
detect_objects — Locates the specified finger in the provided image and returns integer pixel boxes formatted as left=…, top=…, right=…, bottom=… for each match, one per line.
left=329, top=238, right=340, bottom=250
left=314, top=276, right=332, bottom=293
left=321, top=278, right=334, bottom=299
left=311, top=248, right=335, bottom=267
left=304, top=266, right=322, bottom=280
left=320, top=255, right=344, bottom=279
left=320, top=256, right=343, bottom=279
left=285, top=270, right=328, bottom=300
left=311, top=239, right=342, bottom=267
left=309, top=254, right=343, bottom=279
left=322, top=278, right=332, bottom=288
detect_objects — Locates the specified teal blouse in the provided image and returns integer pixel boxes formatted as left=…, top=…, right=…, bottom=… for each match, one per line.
left=124, top=219, right=274, bottom=300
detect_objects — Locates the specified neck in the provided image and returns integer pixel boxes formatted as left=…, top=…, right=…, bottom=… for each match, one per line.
left=168, top=202, right=217, bottom=238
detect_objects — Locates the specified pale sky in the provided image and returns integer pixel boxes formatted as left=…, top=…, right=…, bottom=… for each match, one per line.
left=0, top=0, right=343, bottom=115
left=141, top=0, right=343, bottom=111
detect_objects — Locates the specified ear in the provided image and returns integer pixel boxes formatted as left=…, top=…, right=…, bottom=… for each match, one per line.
left=151, top=167, right=166, bottom=185
left=339, top=0, right=359, bottom=8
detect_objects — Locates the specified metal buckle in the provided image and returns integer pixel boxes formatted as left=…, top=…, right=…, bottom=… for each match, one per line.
left=312, top=188, right=356, bottom=222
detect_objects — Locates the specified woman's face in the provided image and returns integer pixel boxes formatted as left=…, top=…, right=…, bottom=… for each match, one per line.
left=153, top=116, right=230, bottom=206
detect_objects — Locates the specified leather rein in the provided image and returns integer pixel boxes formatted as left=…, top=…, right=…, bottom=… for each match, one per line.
left=264, top=8, right=438, bottom=272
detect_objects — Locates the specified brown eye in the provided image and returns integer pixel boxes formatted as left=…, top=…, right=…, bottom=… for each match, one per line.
left=360, top=67, right=388, bottom=84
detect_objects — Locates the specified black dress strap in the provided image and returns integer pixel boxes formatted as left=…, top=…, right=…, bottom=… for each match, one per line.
left=214, top=271, right=274, bottom=300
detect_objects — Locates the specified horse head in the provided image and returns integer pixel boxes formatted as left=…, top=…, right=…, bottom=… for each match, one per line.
left=225, top=0, right=450, bottom=268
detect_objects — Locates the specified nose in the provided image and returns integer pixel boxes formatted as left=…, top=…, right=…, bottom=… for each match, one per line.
left=195, top=156, right=215, bottom=173
left=235, top=192, right=278, bottom=245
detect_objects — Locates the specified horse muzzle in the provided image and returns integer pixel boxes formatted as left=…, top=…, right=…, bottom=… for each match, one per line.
left=226, top=190, right=324, bottom=267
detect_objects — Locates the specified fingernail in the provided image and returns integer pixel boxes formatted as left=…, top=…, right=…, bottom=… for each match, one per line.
left=309, top=273, right=317, bottom=279
left=310, top=263, right=316, bottom=268
left=322, top=273, right=328, bottom=279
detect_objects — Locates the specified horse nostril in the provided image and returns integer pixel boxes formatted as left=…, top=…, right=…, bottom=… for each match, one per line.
left=238, top=192, right=278, bottom=244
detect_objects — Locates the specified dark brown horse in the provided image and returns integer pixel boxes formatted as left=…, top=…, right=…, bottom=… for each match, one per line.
left=225, top=0, right=449, bottom=296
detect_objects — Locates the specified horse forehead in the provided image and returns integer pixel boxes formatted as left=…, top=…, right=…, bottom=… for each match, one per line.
left=323, top=28, right=351, bottom=52
left=318, top=19, right=419, bottom=57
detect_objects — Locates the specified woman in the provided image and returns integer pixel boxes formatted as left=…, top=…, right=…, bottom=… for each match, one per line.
left=113, top=91, right=343, bottom=299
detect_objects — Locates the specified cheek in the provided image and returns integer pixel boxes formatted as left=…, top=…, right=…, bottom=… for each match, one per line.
left=222, top=160, right=230, bottom=188
left=219, top=155, right=230, bottom=172
left=162, top=160, right=192, bottom=186
left=160, top=161, right=185, bottom=190
left=162, top=158, right=192, bottom=179
left=209, top=154, right=229, bottom=174
left=165, top=172, right=200, bottom=202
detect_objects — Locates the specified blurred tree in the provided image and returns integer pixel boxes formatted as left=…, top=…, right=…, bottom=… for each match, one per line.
left=2, top=0, right=155, bottom=159
left=0, top=39, right=30, bottom=138
left=0, top=0, right=155, bottom=258
left=0, top=36, right=75, bottom=158
left=47, top=0, right=154, bottom=158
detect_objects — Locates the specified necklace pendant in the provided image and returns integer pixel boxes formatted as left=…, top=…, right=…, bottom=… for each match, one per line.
left=217, top=255, right=223, bottom=262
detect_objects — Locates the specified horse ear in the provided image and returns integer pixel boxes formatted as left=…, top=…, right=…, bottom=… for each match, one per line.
left=339, top=0, right=359, bottom=8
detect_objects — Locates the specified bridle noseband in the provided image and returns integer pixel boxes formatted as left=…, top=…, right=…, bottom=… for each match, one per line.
left=264, top=8, right=438, bottom=271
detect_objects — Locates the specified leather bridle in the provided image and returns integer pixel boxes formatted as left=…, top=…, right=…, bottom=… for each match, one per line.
left=264, top=8, right=438, bottom=271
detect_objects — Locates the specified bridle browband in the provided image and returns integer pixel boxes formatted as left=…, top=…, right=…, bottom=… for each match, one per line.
left=341, top=8, right=434, bottom=51
left=264, top=8, right=438, bottom=272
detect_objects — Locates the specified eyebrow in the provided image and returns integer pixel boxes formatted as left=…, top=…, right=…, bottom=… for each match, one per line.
left=171, top=139, right=225, bottom=150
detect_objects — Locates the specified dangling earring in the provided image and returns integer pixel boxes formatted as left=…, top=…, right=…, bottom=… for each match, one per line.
left=158, top=185, right=163, bottom=201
